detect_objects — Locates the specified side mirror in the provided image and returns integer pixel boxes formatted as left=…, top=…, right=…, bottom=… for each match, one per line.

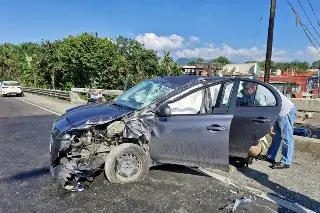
left=157, top=104, right=171, bottom=117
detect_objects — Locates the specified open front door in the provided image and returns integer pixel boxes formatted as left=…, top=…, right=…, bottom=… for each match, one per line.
left=149, top=80, right=235, bottom=170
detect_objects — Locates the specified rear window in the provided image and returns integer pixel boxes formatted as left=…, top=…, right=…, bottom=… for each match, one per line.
left=3, top=82, right=20, bottom=86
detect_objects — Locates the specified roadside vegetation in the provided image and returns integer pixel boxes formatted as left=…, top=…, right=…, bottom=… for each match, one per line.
left=0, top=33, right=183, bottom=91
left=1, top=32, right=319, bottom=91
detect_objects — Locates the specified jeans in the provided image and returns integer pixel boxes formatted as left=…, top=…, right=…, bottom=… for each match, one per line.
left=266, top=106, right=297, bottom=165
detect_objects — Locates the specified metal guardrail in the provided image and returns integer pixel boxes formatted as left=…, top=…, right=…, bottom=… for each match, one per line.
left=22, top=87, right=70, bottom=101
left=22, top=87, right=124, bottom=102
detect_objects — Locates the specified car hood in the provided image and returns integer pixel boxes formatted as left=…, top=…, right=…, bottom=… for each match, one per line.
left=65, top=102, right=133, bottom=128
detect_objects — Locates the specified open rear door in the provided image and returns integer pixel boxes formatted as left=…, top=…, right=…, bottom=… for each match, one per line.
left=229, top=79, right=282, bottom=158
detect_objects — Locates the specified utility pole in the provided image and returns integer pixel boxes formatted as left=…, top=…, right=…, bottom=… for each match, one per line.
left=264, top=0, right=276, bottom=83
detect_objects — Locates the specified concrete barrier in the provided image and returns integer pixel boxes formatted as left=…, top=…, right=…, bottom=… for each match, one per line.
left=70, top=88, right=123, bottom=104
left=294, top=135, right=320, bottom=155
left=264, top=134, right=320, bottom=156
left=290, top=98, right=320, bottom=113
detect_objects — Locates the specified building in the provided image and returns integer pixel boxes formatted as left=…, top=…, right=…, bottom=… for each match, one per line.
left=182, top=62, right=223, bottom=76
left=218, top=63, right=261, bottom=77
left=182, top=65, right=198, bottom=75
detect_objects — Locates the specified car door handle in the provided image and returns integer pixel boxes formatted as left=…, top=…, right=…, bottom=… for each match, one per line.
left=206, top=125, right=226, bottom=131
left=251, top=117, right=270, bottom=123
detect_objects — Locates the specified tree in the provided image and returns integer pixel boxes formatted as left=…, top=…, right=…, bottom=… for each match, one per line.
left=0, top=33, right=183, bottom=90
left=159, top=51, right=183, bottom=76
left=0, top=43, right=19, bottom=81
left=245, top=60, right=258, bottom=63
left=212, top=56, right=231, bottom=65
left=259, top=60, right=276, bottom=72
left=312, top=60, right=320, bottom=69
left=187, top=57, right=205, bottom=65
left=115, top=36, right=160, bottom=88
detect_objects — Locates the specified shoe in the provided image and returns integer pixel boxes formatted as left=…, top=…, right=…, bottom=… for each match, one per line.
left=248, top=157, right=254, bottom=164
left=256, top=155, right=275, bottom=164
left=270, top=162, right=290, bottom=169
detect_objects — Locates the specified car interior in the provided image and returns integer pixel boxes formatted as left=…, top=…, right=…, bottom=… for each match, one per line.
left=166, top=80, right=265, bottom=115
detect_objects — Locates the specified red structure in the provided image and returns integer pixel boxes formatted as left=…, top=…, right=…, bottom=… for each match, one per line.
left=257, top=71, right=314, bottom=94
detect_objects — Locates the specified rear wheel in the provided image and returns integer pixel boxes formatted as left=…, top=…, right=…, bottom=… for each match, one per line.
left=104, top=143, right=150, bottom=184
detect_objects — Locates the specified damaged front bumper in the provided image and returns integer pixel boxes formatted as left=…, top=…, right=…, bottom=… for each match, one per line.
left=49, top=106, right=156, bottom=190
left=49, top=160, right=96, bottom=190
left=49, top=126, right=102, bottom=190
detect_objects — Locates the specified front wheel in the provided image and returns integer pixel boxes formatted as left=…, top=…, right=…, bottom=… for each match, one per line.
left=104, top=143, right=150, bottom=184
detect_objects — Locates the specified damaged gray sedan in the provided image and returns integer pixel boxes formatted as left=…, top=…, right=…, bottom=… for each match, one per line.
left=49, top=76, right=282, bottom=190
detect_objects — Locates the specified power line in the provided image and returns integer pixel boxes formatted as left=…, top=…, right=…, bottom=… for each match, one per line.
left=297, top=0, right=320, bottom=38
left=248, top=0, right=269, bottom=62
left=307, top=0, right=320, bottom=28
left=286, top=0, right=320, bottom=53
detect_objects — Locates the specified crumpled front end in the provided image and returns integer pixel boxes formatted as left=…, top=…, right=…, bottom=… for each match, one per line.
left=49, top=108, right=156, bottom=190
left=50, top=126, right=107, bottom=190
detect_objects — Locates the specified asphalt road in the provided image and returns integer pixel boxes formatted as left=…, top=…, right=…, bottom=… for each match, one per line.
left=0, top=97, right=290, bottom=213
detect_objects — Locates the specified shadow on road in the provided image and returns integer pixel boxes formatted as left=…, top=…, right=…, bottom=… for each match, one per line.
left=1, top=167, right=50, bottom=182
left=151, top=164, right=210, bottom=177
left=230, top=158, right=320, bottom=213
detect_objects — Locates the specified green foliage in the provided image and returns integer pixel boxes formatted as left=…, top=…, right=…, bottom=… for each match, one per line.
left=0, top=33, right=183, bottom=90
left=258, top=60, right=310, bottom=72
left=187, top=57, right=205, bottom=65
left=212, top=56, right=231, bottom=65
left=1, top=32, right=314, bottom=91
left=311, top=60, right=320, bottom=69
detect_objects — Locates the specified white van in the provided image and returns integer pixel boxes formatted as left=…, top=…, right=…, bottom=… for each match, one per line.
left=0, top=81, right=24, bottom=97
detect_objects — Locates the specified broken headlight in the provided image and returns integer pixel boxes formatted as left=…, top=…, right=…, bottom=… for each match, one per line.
left=59, top=133, right=74, bottom=152
left=62, top=133, right=71, bottom=140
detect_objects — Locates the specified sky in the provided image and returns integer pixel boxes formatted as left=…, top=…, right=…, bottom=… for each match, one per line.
left=2, top=0, right=320, bottom=63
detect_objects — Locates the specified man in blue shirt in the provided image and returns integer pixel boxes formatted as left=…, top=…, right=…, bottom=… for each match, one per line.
left=241, top=81, right=297, bottom=169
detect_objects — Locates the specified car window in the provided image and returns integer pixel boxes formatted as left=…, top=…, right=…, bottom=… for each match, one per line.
left=168, top=84, right=204, bottom=115
left=236, top=80, right=276, bottom=107
left=168, top=82, right=234, bottom=115
left=3, top=82, right=20, bottom=86
left=208, top=82, right=234, bottom=108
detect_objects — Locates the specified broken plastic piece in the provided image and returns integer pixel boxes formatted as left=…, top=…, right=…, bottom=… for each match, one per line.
left=223, top=195, right=256, bottom=212
left=71, top=183, right=85, bottom=192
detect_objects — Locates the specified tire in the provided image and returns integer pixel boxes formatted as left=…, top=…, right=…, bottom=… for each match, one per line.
left=104, top=143, right=150, bottom=184
left=16, top=92, right=24, bottom=97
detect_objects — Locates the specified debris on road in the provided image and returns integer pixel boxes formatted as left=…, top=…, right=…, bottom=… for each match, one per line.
left=71, top=183, right=85, bottom=192
left=222, top=195, right=256, bottom=212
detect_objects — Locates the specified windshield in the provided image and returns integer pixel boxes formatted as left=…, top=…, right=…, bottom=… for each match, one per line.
left=3, top=82, right=20, bottom=86
left=114, top=80, right=175, bottom=110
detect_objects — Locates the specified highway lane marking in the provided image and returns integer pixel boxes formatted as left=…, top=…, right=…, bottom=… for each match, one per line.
left=198, top=168, right=316, bottom=213
left=14, top=96, right=316, bottom=213
left=15, top=97, right=62, bottom=116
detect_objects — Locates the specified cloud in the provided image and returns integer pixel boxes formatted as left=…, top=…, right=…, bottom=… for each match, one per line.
left=135, top=32, right=317, bottom=62
left=175, top=44, right=291, bottom=62
left=305, top=46, right=320, bottom=60
left=188, top=36, right=200, bottom=43
left=135, top=33, right=184, bottom=51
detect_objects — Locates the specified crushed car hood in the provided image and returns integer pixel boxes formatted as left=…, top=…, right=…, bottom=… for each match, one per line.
left=65, top=102, right=133, bottom=128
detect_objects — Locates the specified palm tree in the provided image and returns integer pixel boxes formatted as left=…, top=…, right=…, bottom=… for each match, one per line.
left=162, top=51, right=174, bottom=75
